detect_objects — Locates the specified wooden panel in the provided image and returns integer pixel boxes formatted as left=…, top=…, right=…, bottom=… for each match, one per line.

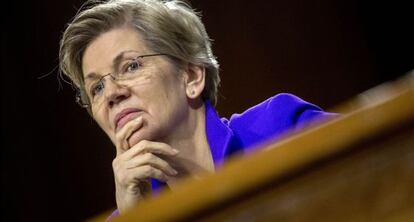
left=198, top=125, right=414, bottom=222
left=89, top=72, right=414, bottom=222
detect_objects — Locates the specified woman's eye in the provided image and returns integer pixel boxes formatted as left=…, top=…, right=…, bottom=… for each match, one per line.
left=91, top=82, right=104, bottom=96
left=126, top=61, right=140, bottom=73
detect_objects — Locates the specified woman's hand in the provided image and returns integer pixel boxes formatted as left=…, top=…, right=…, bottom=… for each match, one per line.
left=112, top=117, right=179, bottom=214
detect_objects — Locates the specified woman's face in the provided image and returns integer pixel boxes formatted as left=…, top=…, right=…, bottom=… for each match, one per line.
left=82, top=27, right=189, bottom=148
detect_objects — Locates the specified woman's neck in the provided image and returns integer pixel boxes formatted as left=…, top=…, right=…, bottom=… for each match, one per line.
left=163, top=102, right=215, bottom=189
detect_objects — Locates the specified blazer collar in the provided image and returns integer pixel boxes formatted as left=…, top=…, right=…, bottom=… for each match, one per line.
left=205, top=101, right=233, bottom=167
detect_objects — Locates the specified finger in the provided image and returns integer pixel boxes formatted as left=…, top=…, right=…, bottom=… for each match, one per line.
left=125, top=153, right=178, bottom=176
left=123, top=140, right=179, bottom=160
left=127, top=165, right=170, bottom=183
left=115, top=116, right=143, bottom=154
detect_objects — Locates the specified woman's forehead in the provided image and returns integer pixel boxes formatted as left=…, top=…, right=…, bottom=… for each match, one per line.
left=82, top=28, right=149, bottom=77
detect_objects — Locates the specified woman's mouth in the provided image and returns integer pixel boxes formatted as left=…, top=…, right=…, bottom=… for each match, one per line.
left=114, top=108, right=142, bottom=131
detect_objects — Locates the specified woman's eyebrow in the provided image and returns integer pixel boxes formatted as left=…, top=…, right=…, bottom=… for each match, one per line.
left=84, top=50, right=139, bottom=81
left=112, top=50, right=138, bottom=70
left=84, top=72, right=100, bottom=81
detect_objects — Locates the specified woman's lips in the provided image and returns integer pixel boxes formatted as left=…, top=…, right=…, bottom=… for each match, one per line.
left=115, top=111, right=141, bottom=131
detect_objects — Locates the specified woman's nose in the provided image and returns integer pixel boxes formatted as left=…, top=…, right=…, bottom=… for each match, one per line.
left=104, top=80, right=130, bottom=108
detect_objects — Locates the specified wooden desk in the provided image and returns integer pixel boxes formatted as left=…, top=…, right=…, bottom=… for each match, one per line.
left=91, top=72, right=414, bottom=222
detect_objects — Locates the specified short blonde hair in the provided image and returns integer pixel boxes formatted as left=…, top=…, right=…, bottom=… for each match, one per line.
left=59, top=0, right=220, bottom=107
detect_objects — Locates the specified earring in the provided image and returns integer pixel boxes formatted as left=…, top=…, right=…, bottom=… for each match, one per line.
left=191, top=90, right=195, bottom=95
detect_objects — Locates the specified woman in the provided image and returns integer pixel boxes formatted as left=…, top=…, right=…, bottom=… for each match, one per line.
left=59, top=0, right=336, bottom=218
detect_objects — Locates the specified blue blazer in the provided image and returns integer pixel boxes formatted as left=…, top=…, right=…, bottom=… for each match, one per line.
left=152, top=93, right=337, bottom=190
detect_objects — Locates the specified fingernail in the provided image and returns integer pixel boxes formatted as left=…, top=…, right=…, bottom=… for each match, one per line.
left=134, top=116, right=142, bottom=123
left=171, top=169, right=178, bottom=175
left=172, top=149, right=179, bottom=154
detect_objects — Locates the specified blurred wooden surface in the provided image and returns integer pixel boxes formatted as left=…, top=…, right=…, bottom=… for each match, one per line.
left=91, top=72, right=414, bottom=222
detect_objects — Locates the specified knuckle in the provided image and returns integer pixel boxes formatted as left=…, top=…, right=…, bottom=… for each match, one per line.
left=115, top=133, right=123, bottom=142
left=112, top=155, right=124, bottom=167
left=112, top=158, right=119, bottom=168
left=142, top=165, right=153, bottom=177
left=143, top=152, right=155, bottom=161
left=139, top=140, right=149, bottom=149
left=116, top=171, right=127, bottom=184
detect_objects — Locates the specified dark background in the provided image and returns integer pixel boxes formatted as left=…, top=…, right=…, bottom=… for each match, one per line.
left=1, top=0, right=412, bottom=221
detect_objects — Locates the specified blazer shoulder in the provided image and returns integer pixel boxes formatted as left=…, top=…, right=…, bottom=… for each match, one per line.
left=227, top=93, right=336, bottom=148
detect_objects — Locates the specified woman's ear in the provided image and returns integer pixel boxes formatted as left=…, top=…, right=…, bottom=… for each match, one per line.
left=184, top=63, right=205, bottom=99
